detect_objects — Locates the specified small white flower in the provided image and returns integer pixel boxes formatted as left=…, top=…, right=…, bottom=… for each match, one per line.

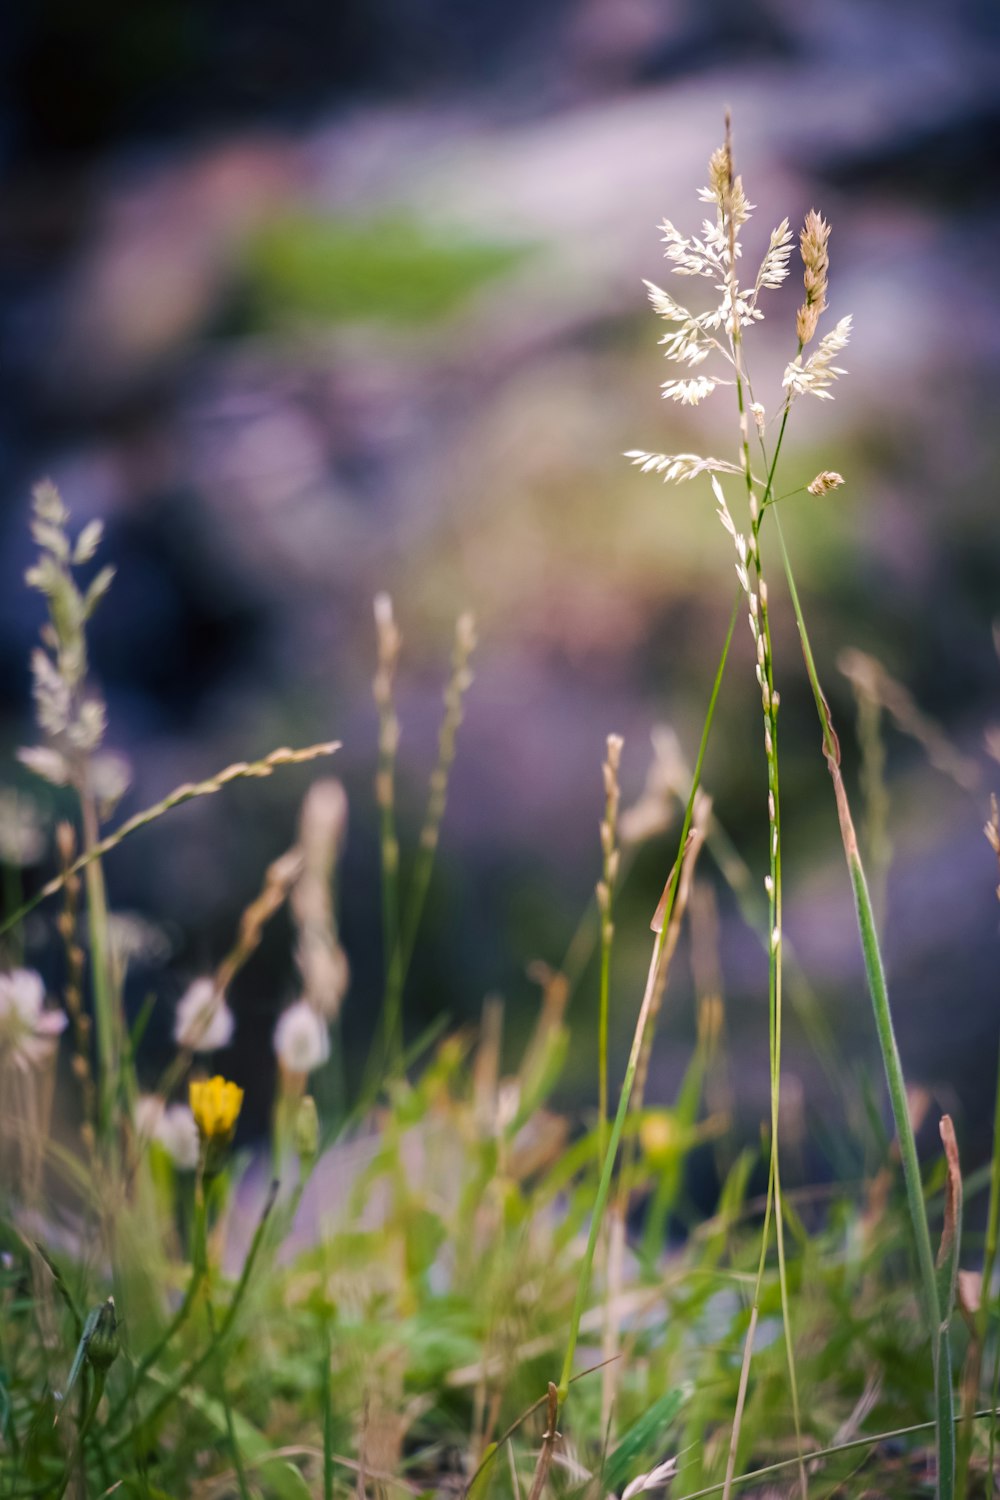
left=274, top=999, right=330, bottom=1075
left=155, top=1103, right=200, bottom=1170
left=174, top=977, right=234, bottom=1052
left=134, top=1093, right=165, bottom=1141
left=0, top=969, right=67, bottom=1069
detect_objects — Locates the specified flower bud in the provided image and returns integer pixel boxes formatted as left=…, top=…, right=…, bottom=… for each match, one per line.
left=86, top=1297, right=119, bottom=1374
left=294, top=1094, right=319, bottom=1165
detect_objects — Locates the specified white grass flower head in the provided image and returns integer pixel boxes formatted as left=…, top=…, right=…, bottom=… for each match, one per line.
left=783, top=315, right=852, bottom=400
left=154, top=1103, right=200, bottom=1170
left=274, top=998, right=330, bottom=1076
left=0, top=969, right=67, bottom=1069
left=174, top=977, right=234, bottom=1052
left=625, top=451, right=743, bottom=484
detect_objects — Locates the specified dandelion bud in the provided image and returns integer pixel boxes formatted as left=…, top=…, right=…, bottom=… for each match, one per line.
left=294, top=1094, right=320, bottom=1165
left=86, top=1297, right=120, bottom=1374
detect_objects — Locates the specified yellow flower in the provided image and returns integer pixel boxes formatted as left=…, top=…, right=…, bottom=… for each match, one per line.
left=189, top=1075, right=244, bottom=1142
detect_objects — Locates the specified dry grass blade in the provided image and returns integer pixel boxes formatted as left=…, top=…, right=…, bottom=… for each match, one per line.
left=527, top=1383, right=561, bottom=1500
left=2, top=741, right=340, bottom=936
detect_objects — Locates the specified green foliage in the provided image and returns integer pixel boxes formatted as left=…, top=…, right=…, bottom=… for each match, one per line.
left=241, top=211, right=532, bottom=329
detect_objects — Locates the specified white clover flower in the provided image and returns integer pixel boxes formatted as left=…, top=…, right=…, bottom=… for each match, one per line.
left=173, top=977, right=234, bottom=1052
left=273, top=999, right=330, bottom=1075
left=154, top=1103, right=200, bottom=1170
left=0, top=969, right=67, bottom=1070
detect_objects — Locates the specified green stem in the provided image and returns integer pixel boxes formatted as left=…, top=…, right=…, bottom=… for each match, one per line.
left=556, top=594, right=738, bottom=1404
left=105, top=1180, right=279, bottom=1455
left=772, top=507, right=952, bottom=1500
left=108, top=1176, right=209, bottom=1426
left=80, top=786, right=118, bottom=1141
left=52, top=1370, right=106, bottom=1500
left=206, top=1291, right=251, bottom=1500
left=323, top=1320, right=334, bottom=1500
left=729, top=242, right=805, bottom=1493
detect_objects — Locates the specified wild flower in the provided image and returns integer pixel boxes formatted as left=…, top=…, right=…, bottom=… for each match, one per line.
left=189, top=1075, right=244, bottom=1142
left=0, top=968, right=67, bottom=1070
left=173, top=977, right=234, bottom=1052
left=155, top=1104, right=201, bottom=1169
left=134, top=1094, right=200, bottom=1169
left=293, top=1093, right=319, bottom=1164
left=273, top=998, right=331, bottom=1075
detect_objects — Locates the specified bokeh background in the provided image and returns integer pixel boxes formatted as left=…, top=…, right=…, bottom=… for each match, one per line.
left=2, top=0, right=998, bottom=1173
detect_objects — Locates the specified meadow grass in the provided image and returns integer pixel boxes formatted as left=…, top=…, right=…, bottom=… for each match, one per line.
left=0, top=124, right=999, bottom=1500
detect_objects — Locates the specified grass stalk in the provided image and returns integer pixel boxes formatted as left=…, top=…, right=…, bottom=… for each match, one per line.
left=556, top=594, right=738, bottom=1406
left=80, top=784, right=119, bottom=1142
left=772, top=506, right=953, bottom=1499
left=107, top=1181, right=209, bottom=1426
left=105, top=1179, right=280, bottom=1455
left=373, top=593, right=403, bottom=1074
left=957, top=1034, right=1000, bottom=1495
left=724, top=139, right=805, bottom=1487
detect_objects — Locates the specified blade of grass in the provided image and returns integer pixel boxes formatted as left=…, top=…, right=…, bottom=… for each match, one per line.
left=772, top=504, right=952, bottom=1500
